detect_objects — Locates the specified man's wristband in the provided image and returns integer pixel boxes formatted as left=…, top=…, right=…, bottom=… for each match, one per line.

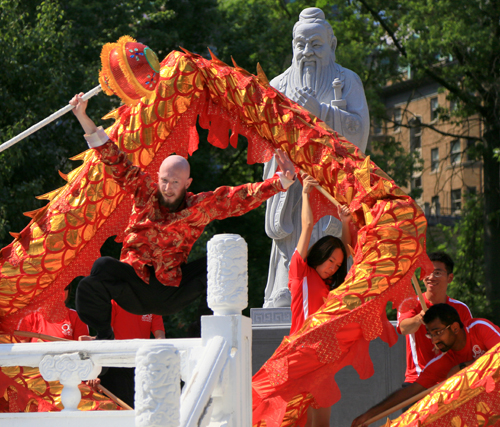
left=459, top=362, right=467, bottom=370
left=84, top=126, right=109, bottom=148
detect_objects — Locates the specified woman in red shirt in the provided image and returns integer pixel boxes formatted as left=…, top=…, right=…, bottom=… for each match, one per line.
left=289, top=173, right=351, bottom=427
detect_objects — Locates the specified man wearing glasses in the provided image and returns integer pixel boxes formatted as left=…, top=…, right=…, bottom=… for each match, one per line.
left=396, top=252, right=472, bottom=389
left=351, top=303, right=500, bottom=426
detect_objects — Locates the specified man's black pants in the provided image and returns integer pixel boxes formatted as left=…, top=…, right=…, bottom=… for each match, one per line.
left=75, top=256, right=208, bottom=338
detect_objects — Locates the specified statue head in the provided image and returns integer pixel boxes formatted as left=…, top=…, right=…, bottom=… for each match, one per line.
left=292, top=7, right=337, bottom=71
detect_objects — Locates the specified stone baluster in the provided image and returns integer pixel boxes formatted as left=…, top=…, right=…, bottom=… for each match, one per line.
left=135, top=342, right=180, bottom=427
left=204, top=234, right=252, bottom=426
left=39, top=352, right=101, bottom=411
left=207, top=233, right=248, bottom=315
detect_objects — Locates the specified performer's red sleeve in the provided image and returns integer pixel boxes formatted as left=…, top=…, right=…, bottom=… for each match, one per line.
left=396, top=299, right=421, bottom=334
left=18, top=313, right=38, bottom=342
left=197, top=176, right=284, bottom=221
left=288, top=250, right=307, bottom=292
left=151, top=315, right=165, bottom=333
left=416, top=353, right=453, bottom=389
left=477, top=321, right=500, bottom=350
left=68, top=309, right=89, bottom=340
left=95, top=141, right=155, bottom=201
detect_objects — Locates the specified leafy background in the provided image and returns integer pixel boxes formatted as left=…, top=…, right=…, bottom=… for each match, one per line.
left=1, top=0, right=497, bottom=335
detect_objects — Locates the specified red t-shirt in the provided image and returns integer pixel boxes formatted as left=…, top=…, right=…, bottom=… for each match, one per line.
left=111, top=301, right=165, bottom=340
left=288, top=250, right=330, bottom=335
left=416, top=318, right=500, bottom=388
left=20, top=309, right=89, bottom=341
left=397, top=295, right=472, bottom=383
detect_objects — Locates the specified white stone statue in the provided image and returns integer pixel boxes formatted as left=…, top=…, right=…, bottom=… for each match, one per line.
left=263, top=7, right=369, bottom=308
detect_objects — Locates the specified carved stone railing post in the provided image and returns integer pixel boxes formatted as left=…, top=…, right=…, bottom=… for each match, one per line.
left=135, top=342, right=180, bottom=427
left=207, top=233, right=248, bottom=315
left=203, top=233, right=252, bottom=427
left=39, top=352, right=101, bottom=411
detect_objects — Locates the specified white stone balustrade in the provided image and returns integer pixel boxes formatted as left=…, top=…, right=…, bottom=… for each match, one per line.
left=39, top=351, right=101, bottom=411
left=0, top=233, right=252, bottom=427
left=135, top=342, right=180, bottom=427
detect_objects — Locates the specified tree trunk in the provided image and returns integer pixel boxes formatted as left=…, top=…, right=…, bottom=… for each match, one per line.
left=482, top=127, right=500, bottom=324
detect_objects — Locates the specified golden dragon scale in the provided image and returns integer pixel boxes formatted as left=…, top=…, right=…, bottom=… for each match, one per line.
left=386, top=343, right=500, bottom=427
left=0, top=49, right=432, bottom=419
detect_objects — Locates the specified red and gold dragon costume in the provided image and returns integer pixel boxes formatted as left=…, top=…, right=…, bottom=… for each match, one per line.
left=1, top=36, right=496, bottom=424
left=386, top=343, right=500, bottom=427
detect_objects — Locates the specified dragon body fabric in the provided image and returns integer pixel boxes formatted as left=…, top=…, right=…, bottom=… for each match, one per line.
left=386, top=343, right=500, bottom=427
left=1, top=47, right=433, bottom=419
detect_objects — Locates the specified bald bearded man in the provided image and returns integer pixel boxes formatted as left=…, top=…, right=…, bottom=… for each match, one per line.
left=69, top=93, right=296, bottom=340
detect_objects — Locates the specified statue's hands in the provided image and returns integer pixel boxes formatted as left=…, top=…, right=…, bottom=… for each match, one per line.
left=294, top=87, right=322, bottom=118
left=69, top=93, right=88, bottom=118
left=275, top=149, right=296, bottom=182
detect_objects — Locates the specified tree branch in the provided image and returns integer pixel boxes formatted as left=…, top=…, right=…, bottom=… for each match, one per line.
left=276, top=0, right=291, bottom=19
left=357, top=0, right=488, bottom=117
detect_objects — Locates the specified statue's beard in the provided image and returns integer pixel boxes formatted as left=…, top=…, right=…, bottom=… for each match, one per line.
left=296, top=56, right=318, bottom=90
left=289, top=53, right=337, bottom=104
left=302, top=62, right=316, bottom=89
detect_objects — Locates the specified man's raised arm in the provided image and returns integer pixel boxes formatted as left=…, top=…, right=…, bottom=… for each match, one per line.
left=69, top=93, right=99, bottom=136
left=399, top=310, right=425, bottom=335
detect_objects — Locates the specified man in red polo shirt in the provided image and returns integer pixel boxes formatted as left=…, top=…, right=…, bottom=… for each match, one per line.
left=110, top=300, right=165, bottom=340
left=90, top=301, right=166, bottom=408
left=351, top=304, right=500, bottom=427
left=397, top=252, right=472, bottom=385
left=19, top=285, right=89, bottom=342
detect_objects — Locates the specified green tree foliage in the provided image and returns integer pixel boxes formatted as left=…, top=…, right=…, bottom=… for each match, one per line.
left=214, top=0, right=299, bottom=77
left=427, top=194, right=488, bottom=316
left=0, top=0, right=77, bottom=242
left=367, top=137, right=423, bottom=200
left=349, top=0, right=500, bottom=321
left=0, top=0, right=275, bottom=337
left=0, top=0, right=221, bottom=246
left=3, top=0, right=496, bottom=333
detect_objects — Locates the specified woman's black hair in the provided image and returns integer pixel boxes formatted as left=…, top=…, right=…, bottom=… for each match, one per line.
left=306, top=235, right=347, bottom=290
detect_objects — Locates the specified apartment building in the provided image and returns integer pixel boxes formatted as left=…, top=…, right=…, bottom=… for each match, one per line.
left=371, top=77, right=483, bottom=225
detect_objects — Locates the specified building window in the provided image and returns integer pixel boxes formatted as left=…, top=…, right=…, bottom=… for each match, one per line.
left=393, top=108, right=402, bottom=132
left=409, top=117, right=422, bottom=150
left=373, top=118, right=383, bottom=135
left=466, top=138, right=476, bottom=161
left=412, top=176, right=422, bottom=189
left=431, top=195, right=440, bottom=216
left=467, top=186, right=476, bottom=196
left=450, top=99, right=457, bottom=113
left=430, top=97, right=439, bottom=121
left=431, top=148, right=439, bottom=172
left=451, top=189, right=462, bottom=215
left=450, top=140, right=461, bottom=164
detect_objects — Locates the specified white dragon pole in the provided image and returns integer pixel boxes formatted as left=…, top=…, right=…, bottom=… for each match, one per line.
left=0, top=85, right=102, bottom=154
